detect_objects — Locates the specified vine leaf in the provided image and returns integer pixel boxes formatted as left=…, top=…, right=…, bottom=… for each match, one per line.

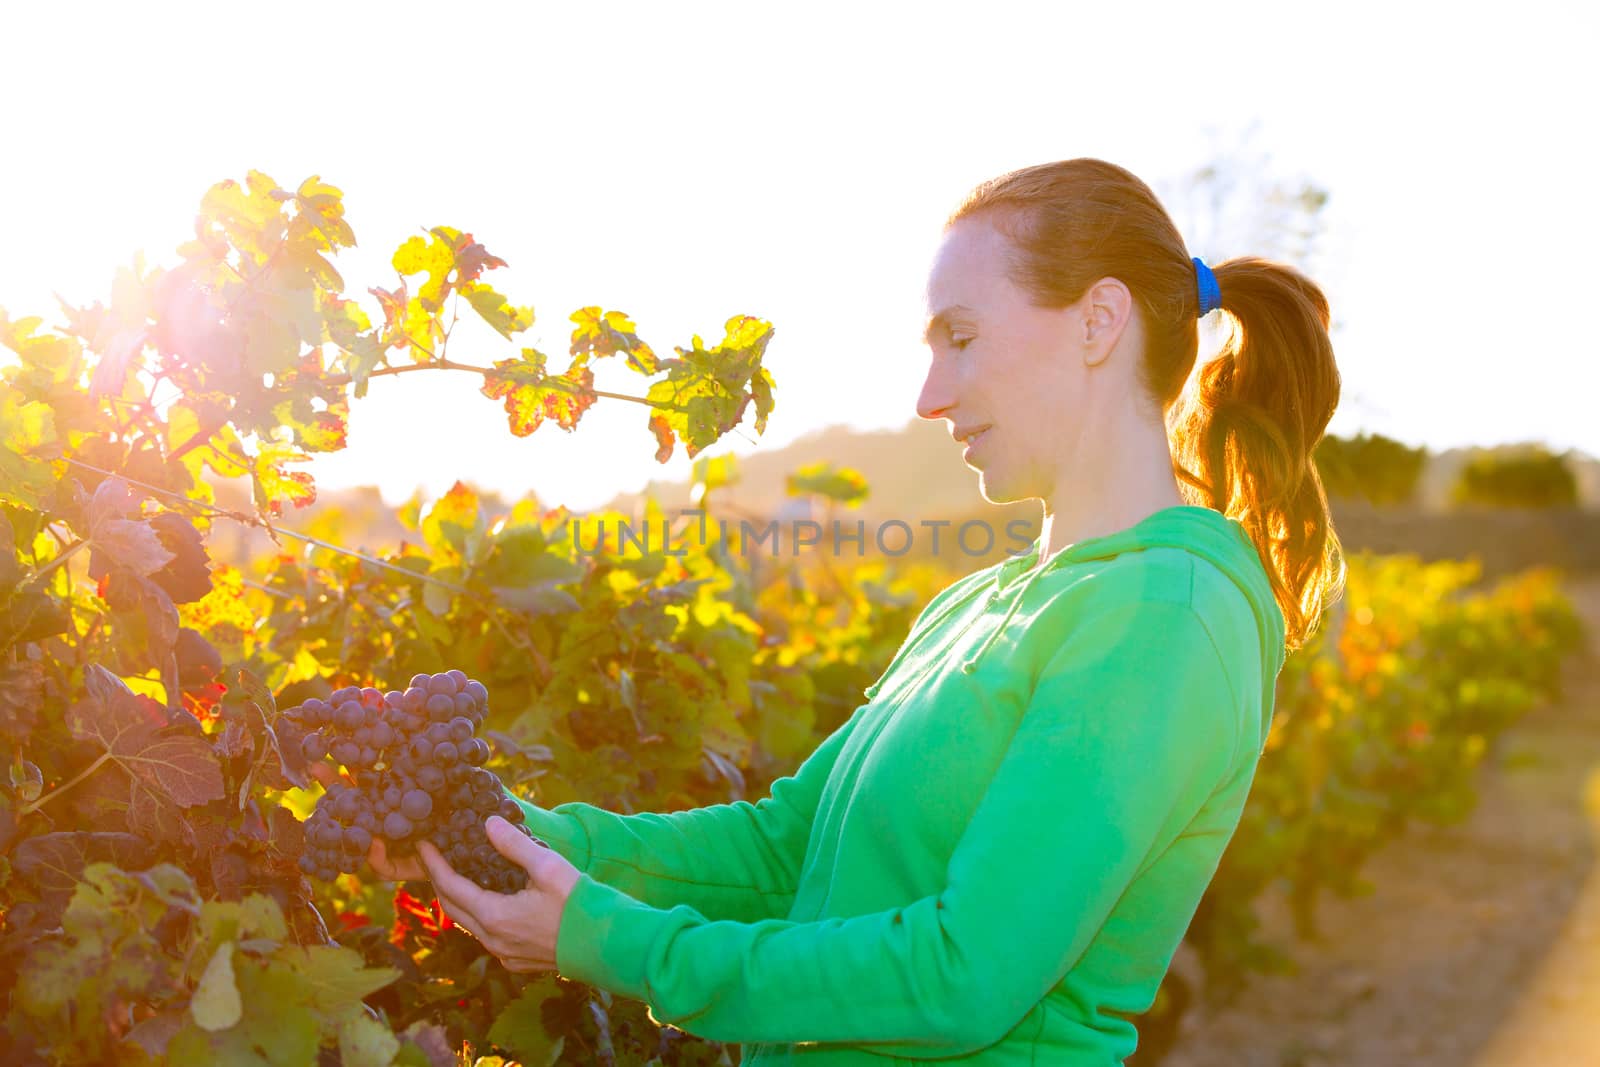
left=11, top=831, right=154, bottom=911
left=569, top=306, right=657, bottom=374
left=191, top=941, right=243, bottom=1032
left=67, top=665, right=224, bottom=810
left=480, top=348, right=597, bottom=437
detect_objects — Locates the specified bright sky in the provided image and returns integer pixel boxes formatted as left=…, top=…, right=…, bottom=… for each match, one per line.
left=3, top=1, right=1595, bottom=511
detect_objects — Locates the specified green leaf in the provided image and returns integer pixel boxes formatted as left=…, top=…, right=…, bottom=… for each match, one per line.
left=192, top=941, right=243, bottom=1032
left=287, top=944, right=400, bottom=1012
left=643, top=316, right=776, bottom=462
left=339, top=1012, right=400, bottom=1067
left=691, top=453, right=740, bottom=503
left=419, top=481, right=486, bottom=561
left=462, top=282, right=534, bottom=339
left=785, top=461, right=869, bottom=507
left=486, top=979, right=565, bottom=1065
left=240, top=893, right=288, bottom=942
left=10, top=758, right=43, bottom=803
left=569, top=306, right=657, bottom=374
left=0, top=389, right=58, bottom=508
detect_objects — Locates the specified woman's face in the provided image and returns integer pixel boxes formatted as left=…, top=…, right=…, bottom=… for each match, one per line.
left=917, top=215, right=1092, bottom=506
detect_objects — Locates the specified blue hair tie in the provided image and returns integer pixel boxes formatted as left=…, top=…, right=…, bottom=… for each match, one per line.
left=1192, top=257, right=1222, bottom=317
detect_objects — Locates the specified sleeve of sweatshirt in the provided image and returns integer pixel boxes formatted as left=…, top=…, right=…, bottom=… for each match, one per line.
left=508, top=700, right=869, bottom=924
left=550, top=598, right=1242, bottom=1055
left=510, top=569, right=986, bottom=924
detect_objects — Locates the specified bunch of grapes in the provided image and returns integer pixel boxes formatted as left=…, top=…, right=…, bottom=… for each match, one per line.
left=289, top=669, right=540, bottom=893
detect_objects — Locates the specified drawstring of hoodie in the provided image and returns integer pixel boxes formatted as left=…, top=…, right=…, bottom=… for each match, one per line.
left=959, top=553, right=1056, bottom=674
left=862, top=583, right=993, bottom=701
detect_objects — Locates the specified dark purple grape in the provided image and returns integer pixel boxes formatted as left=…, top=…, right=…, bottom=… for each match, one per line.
left=403, top=687, right=427, bottom=713
left=401, top=790, right=433, bottom=821
left=353, top=725, right=374, bottom=747
left=298, top=854, right=317, bottom=874
left=358, top=746, right=378, bottom=768
left=383, top=785, right=403, bottom=809
left=448, top=717, right=474, bottom=743
left=330, top=686, right=359, bottom=704
left=462, top=738, right=489, bottom=766
left=452, top=692, right=476, bottom=719
left=432, top=741, right=459, bottom=766
left=384, top=812, right=414, bottom=839
left=356, top=810, right=377, bottom=833
left=336, top=701, right=363, bottom=731
left=428, top=674, right=457, bottom=697
left=370, top=722, right=395, bottom=749
left=465, top=679, right=487, bottom=706
left=498, top=799, right=525, bottom=824
left=425, top=694, right=455, bottom=722
left=409, top=673, right=431, bottom=689
left=446, top=763, right=471, bottom=784
left=383, top=690, right=406, bottom=711
left=409, top=738, right=433, bottom=763
left=344, top=825, right=372, bottom=852
left=445, top=669, right=468, bottom=689
left=300, top=732, right=328, bottom=761
left=417, top=765, right=446, bottom=792
left=332, top=740, right=361, bottom=766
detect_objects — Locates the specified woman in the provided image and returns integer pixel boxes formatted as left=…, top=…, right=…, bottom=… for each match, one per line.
left=367, top=157, right=1345, bottom=1064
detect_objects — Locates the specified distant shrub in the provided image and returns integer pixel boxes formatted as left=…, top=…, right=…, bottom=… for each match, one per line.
left=1314, top=432, right=1428, bottom=506
left=1451, top=445, right=1578, bottom=509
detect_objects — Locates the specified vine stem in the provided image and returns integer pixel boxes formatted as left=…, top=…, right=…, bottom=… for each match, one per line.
left=19, top=751, right=112, bottom=816
left=326, top=358, right=671, bottom=410
left=24, top=538, right=87, bottom=588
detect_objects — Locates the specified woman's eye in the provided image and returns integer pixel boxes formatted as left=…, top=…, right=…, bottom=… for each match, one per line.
left=951, top=337, right=973, bottom=351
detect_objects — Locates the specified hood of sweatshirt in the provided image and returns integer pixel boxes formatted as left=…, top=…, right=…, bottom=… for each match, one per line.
left=962, top=505, right=1287, bottom=724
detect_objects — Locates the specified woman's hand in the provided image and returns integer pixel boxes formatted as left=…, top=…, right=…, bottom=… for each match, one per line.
left=417, top=816, right=581, bottom=973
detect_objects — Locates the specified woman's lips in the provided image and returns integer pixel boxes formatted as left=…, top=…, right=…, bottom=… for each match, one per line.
left=962, top=427, right=989, bottom=461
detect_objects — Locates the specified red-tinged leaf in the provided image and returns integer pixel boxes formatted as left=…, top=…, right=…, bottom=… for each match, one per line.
left=267, top=804, right=305, bottom=861
left=148, top=512, right=212, bottom=603
left=75, top=664, right=169, bottom=741
left=251, top=445, right=317, bottom=518
left=123, top=731, right=226, bottom=808
left=125, top=1010, right=186, bottom=1059
left=0, top=662, right=46, bottom=734
left=89, top=519, right=174, bottom=579
left=88, top=326, right=148, bottom=400
left=88, top=473, right=143, bottom=526
left=648, top=412, right=675, bottom=463
left=391, top=888, right=445, bottom=946
left=369, top=280, right=408, bottom=340
left=216, top=719, right=253, bottom=760
left=480, top=350, right=596, bottom=437
left=432, top=226, right=506, bottom=286
left=128, top=773, right=194, bottom=845
left=11, top=831, right=154, bottom=907
left=569, top=306, right=658, bottom=374
left=102, top=571, right=181, bottom=656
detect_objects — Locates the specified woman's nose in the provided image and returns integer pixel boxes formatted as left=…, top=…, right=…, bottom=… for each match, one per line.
left=916, top=362, right=957, bottom=422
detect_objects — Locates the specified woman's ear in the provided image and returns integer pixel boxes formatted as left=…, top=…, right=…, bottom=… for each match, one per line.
left=1081, top=276, right=1133, bottom=367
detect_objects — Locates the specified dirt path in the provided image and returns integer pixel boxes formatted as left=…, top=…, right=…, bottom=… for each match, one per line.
left=1160, top=576, right=1600, bottom=1067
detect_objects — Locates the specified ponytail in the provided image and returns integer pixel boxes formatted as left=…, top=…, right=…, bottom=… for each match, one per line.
left=949, top=159, right=1346, bottom=654
left=1169, top=258, right=1345, bottom=652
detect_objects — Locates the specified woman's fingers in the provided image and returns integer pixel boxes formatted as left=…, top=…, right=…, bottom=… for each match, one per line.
left=306, top=761, right=340, bottom=788
left=368, top=836, right=427, bottom=882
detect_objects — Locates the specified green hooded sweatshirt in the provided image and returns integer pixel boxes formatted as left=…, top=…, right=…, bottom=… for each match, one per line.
left=512, top=504, right=1286, bottom=1065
